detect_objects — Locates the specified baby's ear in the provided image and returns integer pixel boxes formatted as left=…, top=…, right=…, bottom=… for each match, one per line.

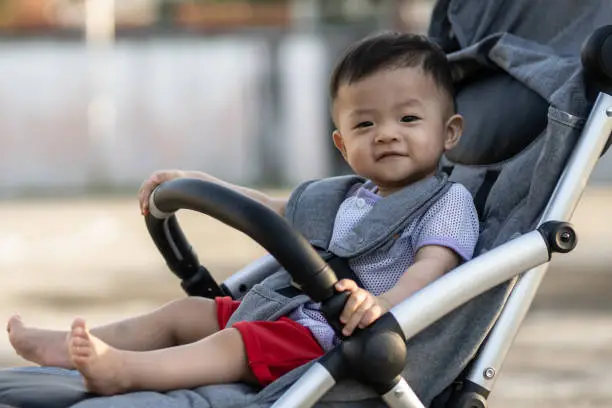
left=332, top=130, right=348, bottom=159
left=444, top=114, right=463, bottom=150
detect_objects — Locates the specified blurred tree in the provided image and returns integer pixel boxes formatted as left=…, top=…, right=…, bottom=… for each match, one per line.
left=0, top=0, right=55, bottom=30
left=0, top=0, right=15, bottom=27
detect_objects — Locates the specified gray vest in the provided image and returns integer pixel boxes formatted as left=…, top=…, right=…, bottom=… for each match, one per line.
left=227, top=173, right=451, bottom=328
left=226, top=174, right=455, bottom=406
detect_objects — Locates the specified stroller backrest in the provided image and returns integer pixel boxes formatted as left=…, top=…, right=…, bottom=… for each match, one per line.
left=425, top=1, right=612, bottom=406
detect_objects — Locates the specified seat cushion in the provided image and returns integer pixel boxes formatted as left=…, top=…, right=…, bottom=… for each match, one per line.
left=0, top=368, right=89, bottom=408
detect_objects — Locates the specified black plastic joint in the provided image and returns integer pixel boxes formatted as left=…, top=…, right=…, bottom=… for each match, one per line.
left=320, top=291, right=352, bottom=339
left=446, top=380, right=490, bottom=408
left=451, top=391, right=487, bottom=408
left=318, top=312, right=407, bottom=394
left=537, top=221, right=578, bottom=259
left=180, top=265, right=225, bottom=298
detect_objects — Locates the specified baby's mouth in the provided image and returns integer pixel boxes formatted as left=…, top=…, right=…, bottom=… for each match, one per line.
left=376, top=152, right=406, bottom=161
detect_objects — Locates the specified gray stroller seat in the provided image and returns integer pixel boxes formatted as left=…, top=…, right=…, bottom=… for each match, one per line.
left=1, top=1, right=612, bottom=407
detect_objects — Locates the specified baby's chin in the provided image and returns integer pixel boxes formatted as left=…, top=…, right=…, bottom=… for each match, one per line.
left=371, top=171, right=436, bottom=192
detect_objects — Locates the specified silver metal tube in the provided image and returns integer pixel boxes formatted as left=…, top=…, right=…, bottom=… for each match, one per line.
left=271, top=363, right=336, bottom=408
left=222, top=255, right=280, bottom=298
left=464, top=263, right=550, bottom=390
left=381, top=377, right=426, bottom=408
left=543, top=94, right=612, bottom=223
left=391, top=231, right=550, bottom=340
left=466, top=93, right=612, bottom=390
left=148, top=189, right=173, bottom=219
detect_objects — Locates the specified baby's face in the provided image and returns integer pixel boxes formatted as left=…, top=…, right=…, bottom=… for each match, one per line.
left=332, top=66, right=459, bottom=196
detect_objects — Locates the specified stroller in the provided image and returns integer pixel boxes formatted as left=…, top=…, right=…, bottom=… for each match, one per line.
left=1, top=0, right=611, bottom=407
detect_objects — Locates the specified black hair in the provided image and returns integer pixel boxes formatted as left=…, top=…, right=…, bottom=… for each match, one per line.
left=330, top=32, right=455, bottom=111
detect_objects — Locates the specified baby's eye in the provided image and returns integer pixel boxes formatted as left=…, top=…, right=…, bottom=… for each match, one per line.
left=401, top=115, right=420, bottom=123
left=354, top=121, right=374, bottom=129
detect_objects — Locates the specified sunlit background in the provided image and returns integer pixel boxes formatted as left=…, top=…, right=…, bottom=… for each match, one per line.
left=0, top=1, right=611, bottom=407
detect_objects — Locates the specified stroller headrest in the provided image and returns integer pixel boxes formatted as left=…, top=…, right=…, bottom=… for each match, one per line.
left=446, top=25, right=612, bottom=165
left=448, top=24, right=612, bottom=167
left=445, top=72, right=549, bottom=166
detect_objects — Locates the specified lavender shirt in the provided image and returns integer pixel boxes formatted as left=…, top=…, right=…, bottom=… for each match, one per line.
left=287, top=182, right=480, bottom=351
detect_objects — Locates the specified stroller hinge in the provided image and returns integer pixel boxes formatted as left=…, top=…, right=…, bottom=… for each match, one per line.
left=318, top=312, right=407, bottom=395
left=537, top=221, right=578, bottom=260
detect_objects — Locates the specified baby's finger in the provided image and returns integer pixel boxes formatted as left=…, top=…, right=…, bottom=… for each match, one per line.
left=339, top=289, right=366, bottom=324
left=335, top=279, right=358, bottom=293
left=138, top=181, right=155, bottom=214
left=137, top=183, right=148, bottom=212
left=140, top=173, right=166, bottom=212
left=343, top=297, right=373, bottom=336
left=358, top=305, right=384, bottom=329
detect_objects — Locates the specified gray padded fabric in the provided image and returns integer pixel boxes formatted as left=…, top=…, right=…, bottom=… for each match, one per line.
left=1, top=1, right=611, bottom=407
left=447, top=72, right=549, bottom=165
left=0, top=369, right=88, bottom=408
left=433, top=0, right=610, bottom=166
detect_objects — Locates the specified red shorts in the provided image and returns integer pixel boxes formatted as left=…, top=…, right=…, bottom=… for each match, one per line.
left=215, top=296, right=324, bottom=386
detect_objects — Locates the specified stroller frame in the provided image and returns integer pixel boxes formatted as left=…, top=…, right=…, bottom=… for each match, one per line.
left=267, top=93, right=612, bottom=408
left=146, top=91, right=612, bottom=408
left=1, top=14, right=612, bottom=408
left=143, top=27, right=612, bottom=408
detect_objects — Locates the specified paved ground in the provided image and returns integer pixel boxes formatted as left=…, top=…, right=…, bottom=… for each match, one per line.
left=1, top=187, right=612, bottom=407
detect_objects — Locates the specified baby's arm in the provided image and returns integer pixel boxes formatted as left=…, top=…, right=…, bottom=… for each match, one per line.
left=138, top=169, right=288, bottom=217
left=335, top=245, right=459, bottom=336
left=338, top=185, right=479, bottom=336
left=377, top=245, right=460, bottom=307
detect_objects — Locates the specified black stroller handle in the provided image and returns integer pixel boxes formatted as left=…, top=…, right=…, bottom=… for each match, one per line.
left=144, top=178, right=338, bottom=303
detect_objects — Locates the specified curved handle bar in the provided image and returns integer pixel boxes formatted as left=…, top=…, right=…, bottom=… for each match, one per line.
left=145, top=178, right=339, bottom=303
left=144, top=209, right=224, bottom=298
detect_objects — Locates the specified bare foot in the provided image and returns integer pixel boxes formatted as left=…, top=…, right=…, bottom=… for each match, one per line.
left=69, top=318, right=131, bottom=395
left=7, top=315, right=73, bottom=368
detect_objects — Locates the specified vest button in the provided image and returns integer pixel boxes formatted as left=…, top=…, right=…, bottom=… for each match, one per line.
left=355, top=198, right=366, bottom=208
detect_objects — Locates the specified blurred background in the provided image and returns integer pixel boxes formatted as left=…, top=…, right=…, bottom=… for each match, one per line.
left=0, top=1, right=611, bottom=407
left=0, top=0, right=435, bottom=195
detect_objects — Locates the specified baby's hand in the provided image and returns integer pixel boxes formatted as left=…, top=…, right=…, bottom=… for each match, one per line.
left=335, top=279, right=392, bottom=336
left=138, top=169, right=186, bottom=215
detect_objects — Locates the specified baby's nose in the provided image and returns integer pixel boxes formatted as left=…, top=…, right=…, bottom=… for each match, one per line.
left=375, top=131, right=399, bottom=142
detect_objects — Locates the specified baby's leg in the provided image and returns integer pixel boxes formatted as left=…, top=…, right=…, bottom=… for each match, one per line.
left=68, top=318, right=255, bottom=395
left=7, top=297, right=219, bottom=368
